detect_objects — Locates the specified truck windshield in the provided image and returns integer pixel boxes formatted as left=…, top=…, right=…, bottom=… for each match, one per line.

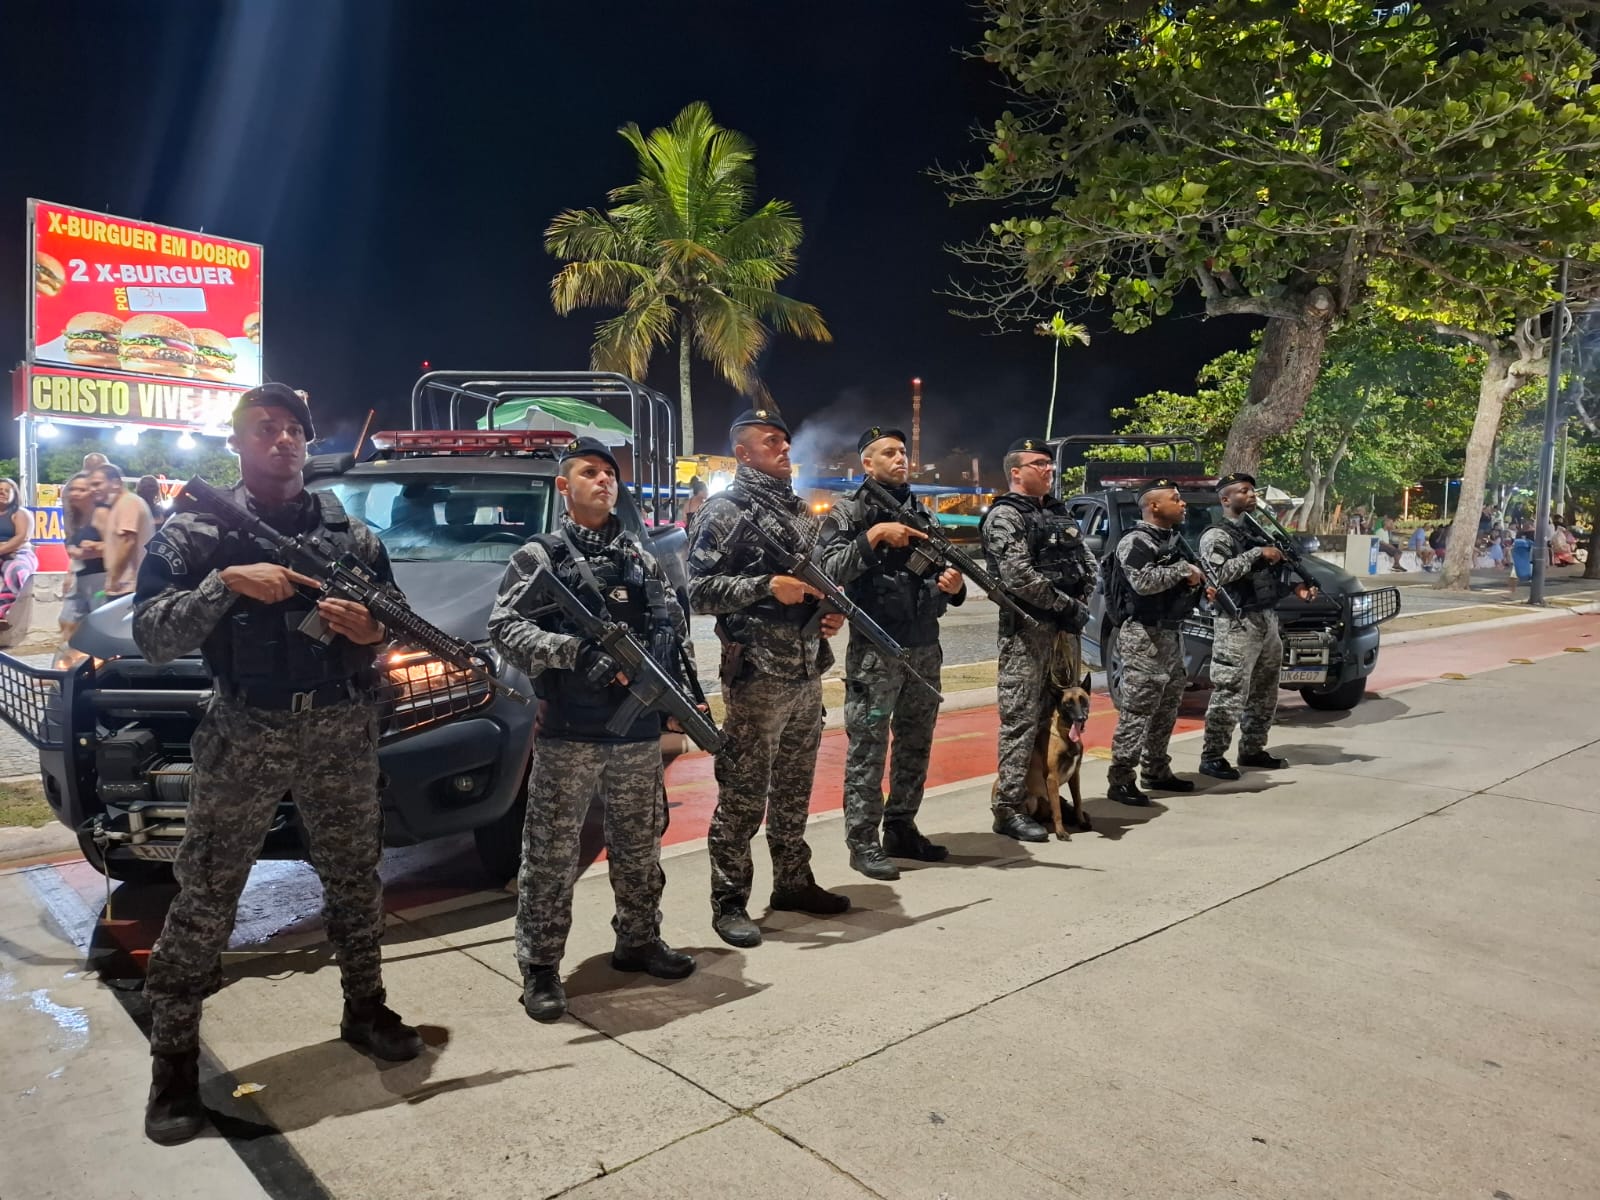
left=315, top=474, right=551, bottom=562
left=1115, top=498, right=1229, bottom=543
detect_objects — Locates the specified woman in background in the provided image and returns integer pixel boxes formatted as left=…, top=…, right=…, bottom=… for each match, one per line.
left=136, top=475, right=164, bottom=523
left=0, top=478, right=37, bottom=632
left=57, top=472, right=108, bottom=657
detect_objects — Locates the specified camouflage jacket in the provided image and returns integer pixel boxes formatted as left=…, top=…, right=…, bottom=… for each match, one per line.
left=487, top=515, right=689, bottom=681
left=979, top=493, right=1094, bottom=627
left=1198, top=515, right=1271, bottom=586
left=686, top=468, right=836, bottom=680
left=131, top=483, right=391, bottom=665
left=1116, top=521, right=1195, bottom=595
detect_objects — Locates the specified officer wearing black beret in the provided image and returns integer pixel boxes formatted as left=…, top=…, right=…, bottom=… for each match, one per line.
left=488, top=433, right=699, bottom=1023
left=818, top=426, right=965, bottom=877
left=979, top=435, right=1097, bottom=841
left=685, top=406, right=851, bottom=948
left=1196, top=471, right=1294, bottom=780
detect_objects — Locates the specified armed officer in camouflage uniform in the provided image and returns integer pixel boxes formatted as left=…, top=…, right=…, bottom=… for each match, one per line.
left=133, top=383, right=422, bottom=1147
left=819, top=426, right=965, bottom=879
left=1198, top=472, right=1294, bottom=780
left=687, top=408, right=849, bottom=948
left=488, top=437, right=697, bottom=1023
left=980, top=437, right=1096, bottom=843
left=1105, top=481, right=1205, bottom=806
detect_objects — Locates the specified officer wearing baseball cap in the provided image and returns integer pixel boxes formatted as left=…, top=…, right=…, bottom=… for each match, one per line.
left=818, top=425, right=963, bottom=877
left=979, top=434, right=1096, bottom=842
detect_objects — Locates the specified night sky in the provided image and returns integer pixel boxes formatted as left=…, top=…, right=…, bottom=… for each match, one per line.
left=1, top=0, right=1256, bottom=471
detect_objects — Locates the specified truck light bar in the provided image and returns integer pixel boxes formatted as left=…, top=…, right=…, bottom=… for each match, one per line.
left=369, top=429, right=575, bottom=453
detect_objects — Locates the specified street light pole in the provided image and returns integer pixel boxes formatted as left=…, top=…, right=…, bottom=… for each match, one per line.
left=1530, top=255, right=1569, bottom=606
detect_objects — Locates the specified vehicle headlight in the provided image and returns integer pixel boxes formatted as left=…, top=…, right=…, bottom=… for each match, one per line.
left=1349, top=593, right=1374, bottom=622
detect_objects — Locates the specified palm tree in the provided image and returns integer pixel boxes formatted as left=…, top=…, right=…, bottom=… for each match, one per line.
left=1035, top=313, right=1091, bottom=439
left=546, top=102, right=831, bottom=454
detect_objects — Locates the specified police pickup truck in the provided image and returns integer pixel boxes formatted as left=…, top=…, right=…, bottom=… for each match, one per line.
left=0, top=371, right=688, bottom=884
left=1055, top=436, right=1400, bottom=711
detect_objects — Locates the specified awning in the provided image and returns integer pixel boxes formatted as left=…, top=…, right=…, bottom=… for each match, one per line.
left=475, top=396, right=632, bottom=445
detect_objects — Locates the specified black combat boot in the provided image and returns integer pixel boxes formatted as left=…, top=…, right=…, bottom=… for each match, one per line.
left=882, top=821, right=948, bottom=862
left=992, top=811, right=1049, bottom=842
left=611, top=938, right=697, bottom=979
left=1140, top=771, right=1196, bottom=793
left=145, top=1049, right=205, bottom=1146
left=521, top=966, right=568, bottom=1023
left=1198, top=756, right=1241, bottom=780
left=847, top=838, right=901, bottom=881
left=1237, top=749, right=1290, bottom=769
left=712, top=900, right=763, bottom=948
left=770, top=879, right=851, bottom=915
left=1106, top=780, right=1152, bottom=807
left=341, top=992, right=425, bottom=1061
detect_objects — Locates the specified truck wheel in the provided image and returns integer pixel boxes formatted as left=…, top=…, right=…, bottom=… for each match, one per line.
left=76, top=832, right=176, bottom=886
left=1301, top=676, right=1366, bottom=711
left=473, top=788, right=527, bottom=886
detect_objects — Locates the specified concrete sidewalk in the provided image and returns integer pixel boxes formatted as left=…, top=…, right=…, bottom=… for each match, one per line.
left=3, top=641, right=1598, bottom=1198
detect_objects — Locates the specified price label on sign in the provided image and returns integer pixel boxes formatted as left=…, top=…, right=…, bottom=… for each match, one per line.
left=127, top=286, right=207, bottom=313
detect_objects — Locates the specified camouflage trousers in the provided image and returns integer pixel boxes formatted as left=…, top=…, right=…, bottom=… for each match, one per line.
left=842, top=639, right=943, bottom=845
left=992, top=620, right=1060, bottom=814
left=709, top=672, right=822, bottom=907
left=1108, top=622, right=1186, bottom=786
left=1202, top=610, right=1282, bottom=759
left=516, top=737, right=665, bottom=968
left=146, top=698, right=385, bottom=1054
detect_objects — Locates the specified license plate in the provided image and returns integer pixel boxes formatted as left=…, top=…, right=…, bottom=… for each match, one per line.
left=1280, top=667, right=1328, bottom=685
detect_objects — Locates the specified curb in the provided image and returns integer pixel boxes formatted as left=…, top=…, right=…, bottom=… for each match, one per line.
left=1383, top=599, right=1600, bottom=648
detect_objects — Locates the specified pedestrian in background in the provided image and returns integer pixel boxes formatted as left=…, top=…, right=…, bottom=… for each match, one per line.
left=90, top=462, right=154, bottom=600
left=0, top=478, right=37, bottom=632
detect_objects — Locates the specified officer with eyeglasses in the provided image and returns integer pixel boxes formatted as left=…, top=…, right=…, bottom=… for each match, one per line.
left=978, top=438, right=1096, bottom=842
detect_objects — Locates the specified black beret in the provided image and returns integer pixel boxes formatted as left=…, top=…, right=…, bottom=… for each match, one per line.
left=1139, top=477, right=1182, bottom=500
left=857, top=425, right=907, bottom=454
left=559, top=435, right=620, bottom=473
left=1006, top=437, right=1052, bottom=456
left=234, top=382, right=315, bottom=441
left=729, top=407, right=791, bottom=438
left=1216, top=472, right=1257, bottom=492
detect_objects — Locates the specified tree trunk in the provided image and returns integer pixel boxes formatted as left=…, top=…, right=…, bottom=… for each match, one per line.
left=1437, top=349, right=1518, bottom=589
left=678, top=328, right=695, bottom=457
left=1219, top=285, right=1337, bottom=475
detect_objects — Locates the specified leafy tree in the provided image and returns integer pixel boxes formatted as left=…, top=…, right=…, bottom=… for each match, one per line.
left=1112, top=319, right=1498, bottom=528
left=546, top=102, right=831, bottom=454
left=951, top=1, right=1600, bottom=475
left=35, top=435, right=239, bottom=494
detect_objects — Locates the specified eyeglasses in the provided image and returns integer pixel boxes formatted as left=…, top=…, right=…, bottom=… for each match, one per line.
left=1021, top=459, right=1055, bottom=472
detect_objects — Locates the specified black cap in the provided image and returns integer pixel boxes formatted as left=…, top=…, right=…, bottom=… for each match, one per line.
left=1215, top=471, right=1256, bottom=492
left=1139, top=477, right=1182, bottom=500
left=559, top=435, right=620, bottom=473
left=1007, top=437, right=1051, bottom=456
left=234, top=382, right=314, bottom=440
left=729, top=407, right=791, bottom=438
left=857, top=425, right=906, bottom=454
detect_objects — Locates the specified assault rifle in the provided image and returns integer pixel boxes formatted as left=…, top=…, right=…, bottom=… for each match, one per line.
left=177, top=476, right=528, bottom=705
left=522, top=566, right=725, bottom=753
left=733, top=513, right=944, bottom=703
left=1243, top=511, right=1319, bottom=596
left=1173, top=531, right=1242, bottom=618
left=857, top=475, right=1042, bottom=631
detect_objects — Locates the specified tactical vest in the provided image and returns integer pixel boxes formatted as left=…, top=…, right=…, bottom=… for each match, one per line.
left=528, top=528, right=667, bottom=742
left=1111, top=528, right=1203, bottom=627
left=715, top=482, right=820, bottom=632
left=840, top=484, right=948, bottom=647
left=982, top=492, right=1093, bottom=634
left=202, top=491, right=376, bottom=695
left=1213, top=519, right=1284, bottom=614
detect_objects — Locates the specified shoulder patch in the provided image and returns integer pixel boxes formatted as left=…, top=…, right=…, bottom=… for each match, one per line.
left=148, top=537, right=187, bottom=576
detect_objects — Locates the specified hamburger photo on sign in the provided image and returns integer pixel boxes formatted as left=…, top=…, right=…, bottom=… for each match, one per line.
left=63, top=313, right=123, bottom=369
left=118, top=314, right=200, bottom=379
